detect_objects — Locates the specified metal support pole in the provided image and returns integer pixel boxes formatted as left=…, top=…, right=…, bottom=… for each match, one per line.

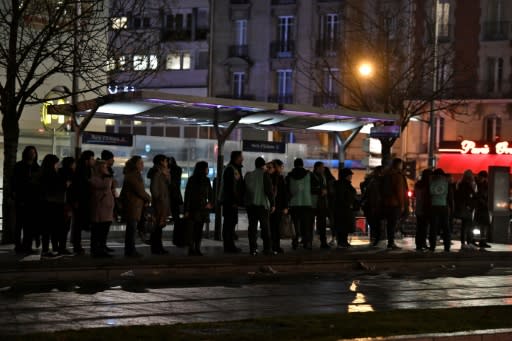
left=428, top=0, right=439, bottom=168
left=52, top=128, right=57, bottom=155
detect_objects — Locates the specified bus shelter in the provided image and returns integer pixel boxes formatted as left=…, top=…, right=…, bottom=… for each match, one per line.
left=52, top=89, right=397, bottom=238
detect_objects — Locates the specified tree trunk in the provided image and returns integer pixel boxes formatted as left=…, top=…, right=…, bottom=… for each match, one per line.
left=1, top=115, right=20, bottom=244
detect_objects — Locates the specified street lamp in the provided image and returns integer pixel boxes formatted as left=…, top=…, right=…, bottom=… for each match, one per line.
left=358, top=62, right=374, bottom=78
left=40, top=86, right=71, bottom=154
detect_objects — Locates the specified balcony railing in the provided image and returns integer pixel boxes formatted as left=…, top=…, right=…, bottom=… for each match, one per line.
left=160, top=28, right=208, bottom=42
left=272, top=0, right=296, bottom=5
left=270, top=40, right=295, bottom=58
left=426, top=24, right=452, bottom=43
left=216, top=94, right=256, bottom=100
left=482, top=21, right=510, bottom=41
left=316, top=39, right=339, bottom=57
left=313, top=93, right=340, bottom=107
left=228, top=45, right=249, bottom=58
left=268, top=95, right=293, bottom=104
left=160, top=29, right=191, bottom=42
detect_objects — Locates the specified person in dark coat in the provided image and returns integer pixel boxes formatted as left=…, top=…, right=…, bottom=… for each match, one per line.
left=184, top=161, right=214, bottom=256
left=333, top=168, right=357, bottom=248
left=454, top=170, right=476, bottom=250
left=221, top=151, right=245, bottom=253
left=38, top=154, right=67, bottom=258
left=361, top=166, right=384, bottom=247
left=12, top=146, right=40, bottom=254
left=413, top=168, right=432, bottom=251
left=311, top=161, right=330, bottom=249
left=269, top=159, right=288, bottom=254
left=57, top=156, right=75, bottom=255
left=70, top=150, right=95, bottom=255
left=323, top=167, right=336, bottom=245
left=168, top=156, right=185, bottom=247
left=475, top=170, right=491, bottom=248
left=100, top=150, right=117, bottom=252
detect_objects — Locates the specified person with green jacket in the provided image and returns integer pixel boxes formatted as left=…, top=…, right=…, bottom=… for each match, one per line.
left=286, top=158, right=313, bottom=250
left=245, top=157, right=275, bottom=255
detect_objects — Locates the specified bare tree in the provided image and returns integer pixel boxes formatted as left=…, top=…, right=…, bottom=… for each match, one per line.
left=0, top=0, right=168, bottom=244
left=296, top=0, right=470, bottom=165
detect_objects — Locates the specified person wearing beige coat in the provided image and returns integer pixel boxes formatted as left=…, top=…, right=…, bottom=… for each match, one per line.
left=148, top=154, right=171, bottom=254
left=120, top=156, right=151, bottom=257
left=89, top=160, right=115, bottom=258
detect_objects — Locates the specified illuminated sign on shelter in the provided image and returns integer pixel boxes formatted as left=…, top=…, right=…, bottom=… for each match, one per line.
left=439, top=140, right=512, bottom=155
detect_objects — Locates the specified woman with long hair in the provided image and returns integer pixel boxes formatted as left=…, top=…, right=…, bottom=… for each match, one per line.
left=89, top=160, right=115, bottom=258
left=38, top=154, right=67, bottom=258
left=120, top=156, right=151, bottom=257
left=184, top=161, right=213, bottom=256
left=148, top=154, right=171, bottom=254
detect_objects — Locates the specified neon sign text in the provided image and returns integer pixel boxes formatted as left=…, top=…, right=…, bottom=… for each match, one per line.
left=495, top=142, right=512, bottom=155
left=460, top=140, right=490, bottom=154
left=439, top=140, right=512, bottom=155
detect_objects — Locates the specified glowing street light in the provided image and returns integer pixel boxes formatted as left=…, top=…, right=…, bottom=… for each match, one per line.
left=358, top=62, right=374, bottom=78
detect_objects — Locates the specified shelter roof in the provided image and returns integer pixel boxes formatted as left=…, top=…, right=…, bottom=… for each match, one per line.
left=84, top=90, right=398, bottom=132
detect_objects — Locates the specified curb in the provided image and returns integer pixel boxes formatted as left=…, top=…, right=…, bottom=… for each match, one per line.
left=0, top=251, right=510, bottom=286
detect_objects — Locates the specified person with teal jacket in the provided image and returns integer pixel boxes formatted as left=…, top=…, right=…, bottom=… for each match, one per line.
left=429, top=168, right=453, bottom=252
left=286, top=158, right=313, bottom=250
left=245, top=157, right=275, bottom=255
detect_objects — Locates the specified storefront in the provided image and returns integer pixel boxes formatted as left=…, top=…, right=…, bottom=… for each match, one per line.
left=437, top=140, right=512, bottom=176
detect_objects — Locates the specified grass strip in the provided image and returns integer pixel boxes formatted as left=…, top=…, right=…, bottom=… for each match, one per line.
left=13, top=305, right=512, bottom=341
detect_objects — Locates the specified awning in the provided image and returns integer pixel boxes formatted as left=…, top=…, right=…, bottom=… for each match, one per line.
left=437, top=154, right=512, bottom=175
left=83, top=90, right=397, bottom=133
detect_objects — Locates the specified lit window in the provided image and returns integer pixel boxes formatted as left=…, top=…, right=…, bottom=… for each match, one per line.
left=105, top=119, right=115, bottom=126
left=166, top=53, right=181, bottom=70
left=149, top=55, right=158, bottom=70
left=182, top=53, right=191, bottom=69
left=111, top=17, right=127, bottom=30
left=166, top=52, right=191, bottom=70
left=106, top=58, right=116, bottom=71
left=133, top=55, right=158, bottom=71
left=134, top=55, right=147, bottom=70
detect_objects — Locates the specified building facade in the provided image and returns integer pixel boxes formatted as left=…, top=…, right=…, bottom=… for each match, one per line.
left=402, top=0, right=512, bottom=175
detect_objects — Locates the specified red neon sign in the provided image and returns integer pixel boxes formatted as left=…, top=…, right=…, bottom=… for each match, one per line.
left=439, top=140, right=512, bottom=155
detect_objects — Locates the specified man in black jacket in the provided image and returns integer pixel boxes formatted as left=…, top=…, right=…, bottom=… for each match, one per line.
left=221, top=151, right=245, bottom=253
left=12, top=146, right=40, bottom=254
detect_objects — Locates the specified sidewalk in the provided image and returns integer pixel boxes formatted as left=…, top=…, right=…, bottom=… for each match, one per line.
left=1, top=222, right=511, bottom=287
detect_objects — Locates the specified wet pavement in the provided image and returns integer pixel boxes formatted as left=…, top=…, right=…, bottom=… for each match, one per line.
left=1, top=215, right=512, bottom=336
left=1, top=268, right=512, bottom=335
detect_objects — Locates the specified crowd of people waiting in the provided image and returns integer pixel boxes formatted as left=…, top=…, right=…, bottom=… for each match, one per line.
left=360, top=159, right=492, bottom=252
left=11, top=146, right=492, bottom=258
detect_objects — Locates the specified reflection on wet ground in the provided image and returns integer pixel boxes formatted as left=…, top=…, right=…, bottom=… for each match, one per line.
left=1, top=271, right=512, bottom=335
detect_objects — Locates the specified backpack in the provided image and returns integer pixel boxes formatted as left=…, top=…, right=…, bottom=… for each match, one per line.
left=379, top=173, right=393, bottom=201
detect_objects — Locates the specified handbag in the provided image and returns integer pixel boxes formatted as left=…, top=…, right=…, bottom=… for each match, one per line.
left=141, top=205, right=156, bottom=234
left=279, top=214, right=295, bottom=239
